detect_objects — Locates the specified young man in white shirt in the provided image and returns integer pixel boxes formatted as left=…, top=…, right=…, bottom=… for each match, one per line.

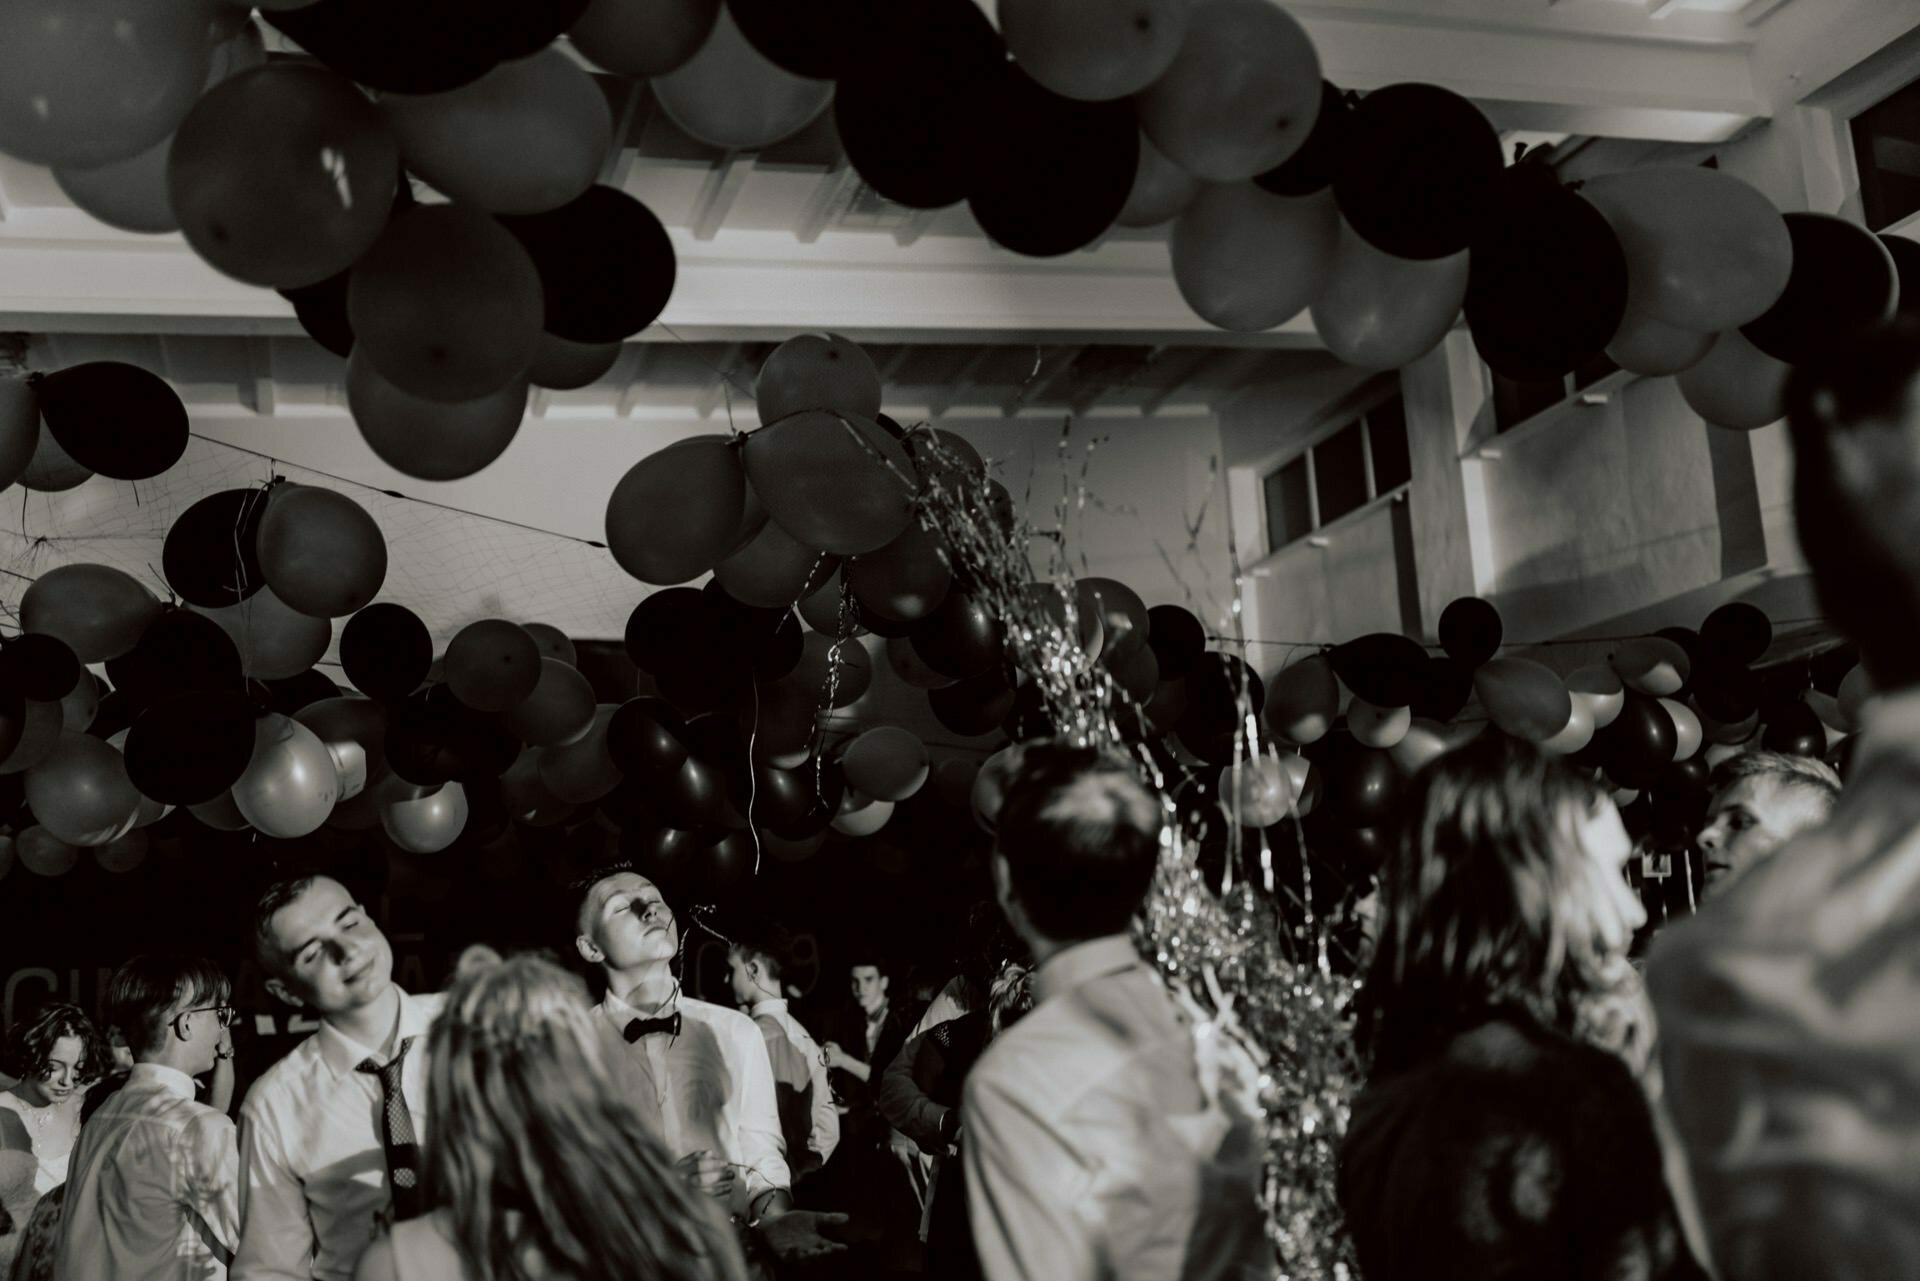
left=573, top=867, right=846, bottom=1266
left=727, top=936, right=839, bottom=1185
left=964, top=744, right=1274, bottom=1281
left=233, top=875, right=444, bottom=1281
left=55, top=954, right=241, bottom=1281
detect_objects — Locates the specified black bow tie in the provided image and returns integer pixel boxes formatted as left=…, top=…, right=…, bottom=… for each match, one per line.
left=625, top=1013, right=681, bottom=1043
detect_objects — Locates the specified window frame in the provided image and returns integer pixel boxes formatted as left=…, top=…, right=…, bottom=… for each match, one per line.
left=1257, top=379, right=1410, bottom=556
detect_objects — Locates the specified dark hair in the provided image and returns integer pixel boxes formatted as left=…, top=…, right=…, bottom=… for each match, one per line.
left=105, top=955, right=232, bottom=1058
left=1358, top=733, right=1613, bottom=1077
left=993, top=742, right=1163, bottom=942
left=251, top=874, right=320, bottom=979
left=728, top=929, right=787, bottom=983
left=3, top=1001, right=111, bottom=1088
left=1786, top=316, right=1920, bottom=687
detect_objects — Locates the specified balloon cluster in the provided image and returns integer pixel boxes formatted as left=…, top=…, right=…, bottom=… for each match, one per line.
left=0, top=364, right=190, bottom=493
left=0, top=3, right=678, bottom=486
left=1239, top=596, right=1856, bottom=886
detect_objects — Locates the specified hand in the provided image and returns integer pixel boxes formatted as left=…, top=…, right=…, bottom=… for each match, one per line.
left=756, top=1210, right=851, bottom=1262
left=822, top=1041, right=847, bottom=1070
left=676, top=1150, right=736, bottom=1201
left=216, top=1026, right=236, bottom=1061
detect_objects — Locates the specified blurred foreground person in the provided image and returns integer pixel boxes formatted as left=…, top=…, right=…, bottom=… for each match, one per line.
left=353, top=948, right=749, bottom=1281
left=964, top=743, right=1273, bottom=1281
left=1342, top=734, right=1706, bottom=1281
left=1650, top=318, right=1920, bottom=1279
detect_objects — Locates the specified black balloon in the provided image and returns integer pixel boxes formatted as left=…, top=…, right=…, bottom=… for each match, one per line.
left=1886, top=235, right=1920, bottom=320
left=0, top=634, right=82, bottom=702
left=1657, top=754, right=1711, bottom=794
left=1178, top=653, right=1265, bottom=744
left=263, top=668, right=342, bottom=715
left=37, top=362, right=189, bottom=481
left=1690, top=660, right=1759, bottom=725
left=86, top=688, right=131, bottom=743
left=499, top=186, right=676, bottom=343
left=1411, top=655, right=1474, bottom=723
left=1254, top=82, right=1350, bottom=197
left=1597, top=692, right=1677, bottom=791
left=1655, top=627, right=1701, bottom=698
left=1811, top=645, right=1859, bottom=697
left=0, top=686, right=22, bottom=765
left=929, top=670, right=1016, bottom=738
left=1761, top=701, right=1826, bottom=758
left=164, top=488, right=270, bottom=609
left=769, top=758, right=847, bottom=839
left=1320, top=737, right=1402, bottom=828
left=1741, top=213, right=1900, bottom=365
left=727, top=0, right=876, bottom=79
left=1699, top=602, right=1772, bottom=666
left=834, top=0, right=1003, bottom=209
left=496, top=0, right=591, bottom=59
left=1437, top=597, right=1502, bottom=668
left=701, top=582, right=805, bottom=683
left=738, top=761, right=814, bottom=834
left=607, top=698, right=689, bottom=780
left=1334, top=83, right=1503, bottom=261
left=623, top=823, right=703, bottom=892
left=106, top=608, right=242, bottom=711
left=660, top=756, right=732, bottom=830
left=124, top=690, right=256, bottom=805
left=387, top=684, right=519, bottom=784
left=1145, top=605, right=1207, bottom=678
left=341, top=603, right=433, bottom=701
left=911, top=589, right=1003, bottom=681
left=626, top=588, right=705, bottom=674
left=683, top=711, right=749, bottom=787
left=967, top=66, right=1137, bottom=258
left=1465, top=170, right=1628, bottom=381
left=263, top=0, right=520, bottom=94
left=1330, top=633, right=1428, bottom=709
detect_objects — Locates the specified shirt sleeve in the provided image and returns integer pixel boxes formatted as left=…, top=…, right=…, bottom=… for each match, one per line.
left=729, top=1016, right=792, bottom=1207
left=183, top=1109, right=243, bottom=1256
left=879, top=1032, right=951, bottom=1156
left=232, top=1101, right=316, bottom=1281
left=965, top=1065, right=1098, bottom=1281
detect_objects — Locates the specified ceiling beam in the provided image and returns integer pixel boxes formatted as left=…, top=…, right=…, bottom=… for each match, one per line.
left=689, top=153, right=753, bottom=243
left=247, top=335, right=275, bottom=417
left=928, top=348, right=994, bottom=419
left=1290, top=2, right=1767, bottom=141
left=0, top=208, right=1311, bottom=346
left=1002, top=344, right=1084, bottom=416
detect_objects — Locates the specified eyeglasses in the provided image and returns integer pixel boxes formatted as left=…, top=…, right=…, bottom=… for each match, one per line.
left=172, top=1005, right=236, bottom=1036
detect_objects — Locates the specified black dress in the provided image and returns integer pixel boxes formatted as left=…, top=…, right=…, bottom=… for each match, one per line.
left=1339, top=1013, right=1708, bottom=1281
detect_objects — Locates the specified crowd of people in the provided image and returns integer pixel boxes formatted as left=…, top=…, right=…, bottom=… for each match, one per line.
left=0, top=321, right=1917, bottom=1280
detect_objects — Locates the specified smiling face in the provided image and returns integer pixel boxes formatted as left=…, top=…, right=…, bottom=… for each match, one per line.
left=262, top=877, right=394, bottom=1017
left=575, top=873, right=678, bottom=972
left=30, top=1035, right=85, bottom=1107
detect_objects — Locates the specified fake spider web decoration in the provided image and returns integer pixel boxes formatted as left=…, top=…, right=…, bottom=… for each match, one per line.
left=0, top=434, right=643, bottom=656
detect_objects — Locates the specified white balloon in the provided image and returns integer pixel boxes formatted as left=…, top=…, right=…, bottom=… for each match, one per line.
left=1658, top=698, right=1703, bottom=762
left=1538, top=699, right=1597, bottom=757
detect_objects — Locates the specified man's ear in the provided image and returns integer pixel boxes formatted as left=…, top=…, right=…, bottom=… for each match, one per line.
left=265, top=978, right=303, bottom=1010
left=575, top=934, right=603, bottom=966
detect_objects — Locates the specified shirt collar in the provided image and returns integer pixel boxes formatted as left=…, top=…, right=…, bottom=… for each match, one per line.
left=604, top=986, right=678, bottom=1023
left=1855, top=684, right=1920, bottom=771
left=126, top=1063, right=197, bottom=1100
left=1035, top=934, right=1142, bottom=1005
left=748, top=998, right=788, bottom=1018
left=316, top=988, right=434, bottom=1079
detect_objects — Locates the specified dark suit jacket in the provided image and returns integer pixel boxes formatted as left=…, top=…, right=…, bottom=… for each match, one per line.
left=824, top=1000, right=921, bottom=1149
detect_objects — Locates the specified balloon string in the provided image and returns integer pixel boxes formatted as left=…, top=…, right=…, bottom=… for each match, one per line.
left=745, top=679, right=763, bottom=877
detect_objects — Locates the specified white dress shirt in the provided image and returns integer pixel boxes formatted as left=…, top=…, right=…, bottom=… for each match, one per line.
left=747, top=997, right=840, bottom=1174
left=964, top=936, right=1275, bottom=1281
left=596, top=991, right=789, bottom=1216
left=54, top=1063, right=240, bottom=1281
left=233, top=989, right=444, bottom=1281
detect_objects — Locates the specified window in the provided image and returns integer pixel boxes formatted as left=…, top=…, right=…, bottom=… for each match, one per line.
left=1852, top=74, right=1920, bottom=232
left=1263, top=457, right=1312, bottom=550
left=1491, top=352, right=1622, bottom=433
left=1261, top=389, right=1411, bottom=554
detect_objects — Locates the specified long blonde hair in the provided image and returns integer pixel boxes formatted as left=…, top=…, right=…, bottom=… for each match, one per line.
left=423, top=948, right=749, bottom=1281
